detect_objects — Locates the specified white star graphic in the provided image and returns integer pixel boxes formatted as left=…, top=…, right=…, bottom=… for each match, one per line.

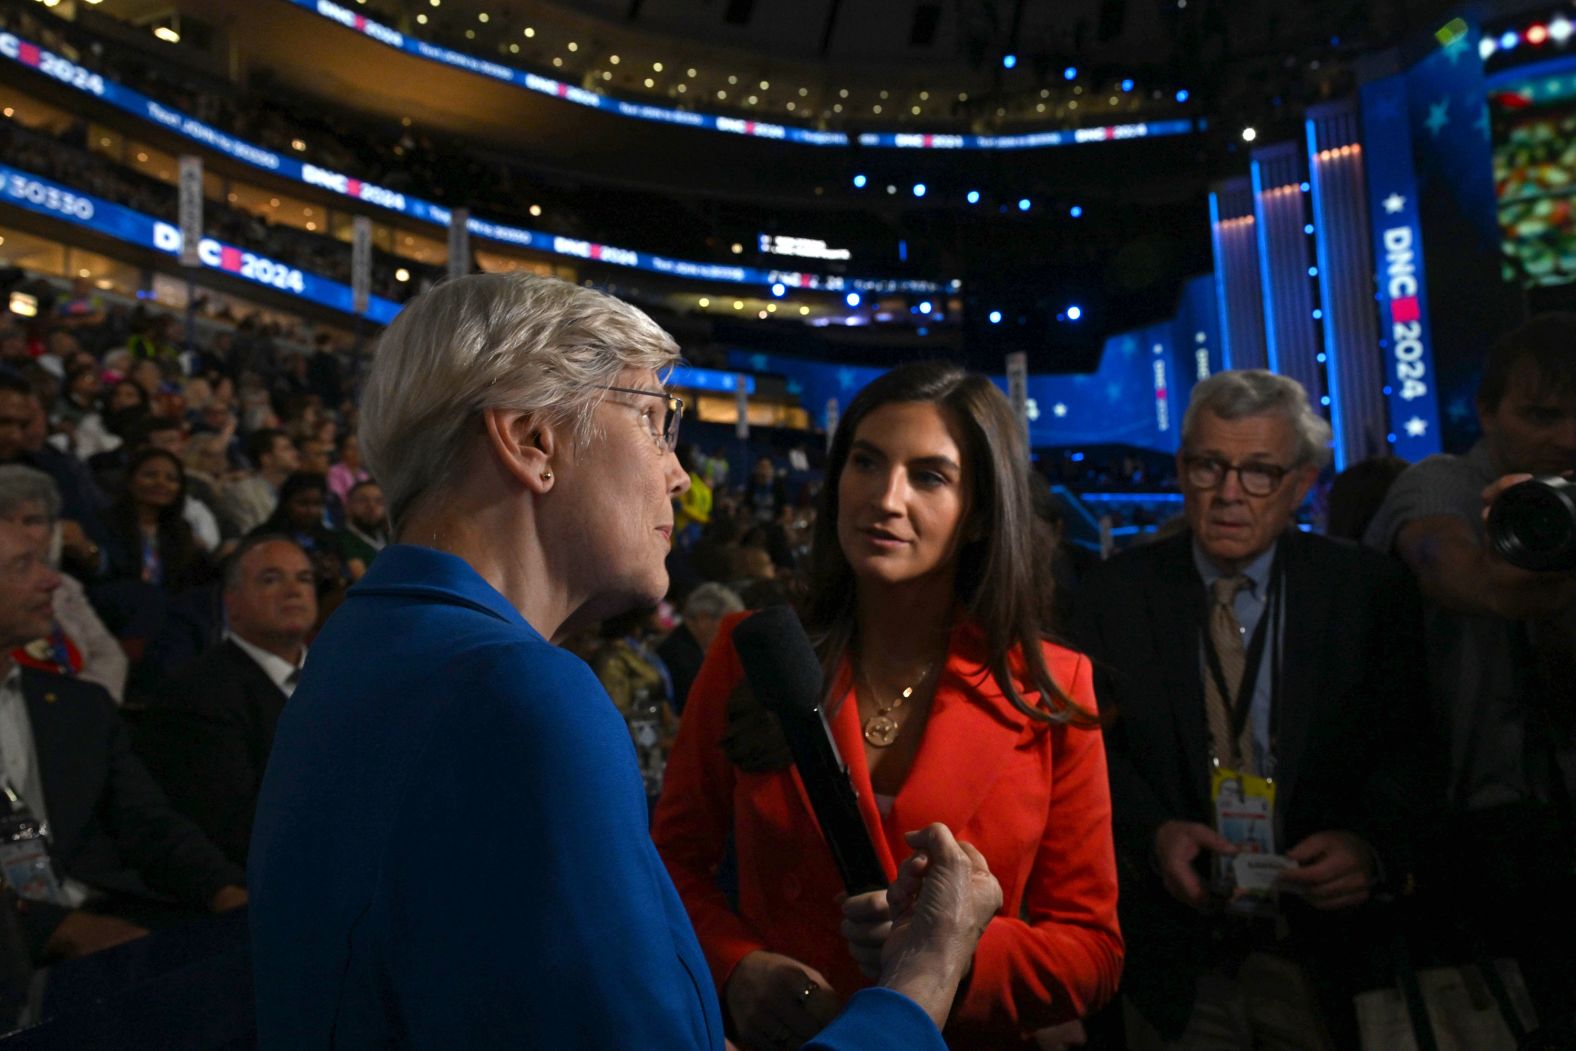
left=1424, top=97, right=1450, bottom=137
left=1026, top=398, right=1041, bottom=422
left=1403, top=416, right=1428, bottom=437
left=1053, top=403, right=1068, bottom=418
left=1383, top=193, right=1406, bottom=214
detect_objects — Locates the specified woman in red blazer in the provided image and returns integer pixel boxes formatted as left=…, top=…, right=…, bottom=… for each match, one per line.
left=652, top=363, right=1122, bottom=1050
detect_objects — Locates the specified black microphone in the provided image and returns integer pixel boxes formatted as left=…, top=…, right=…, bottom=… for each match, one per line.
left=732, top=606, right=888, bottom=896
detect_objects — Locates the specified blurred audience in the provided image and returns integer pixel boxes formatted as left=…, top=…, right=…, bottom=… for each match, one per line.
left=0, top=519, right=245, bottom=964
left=135, top=536, right=316, bottom=867
left=655, top=582, right=743, bottom=716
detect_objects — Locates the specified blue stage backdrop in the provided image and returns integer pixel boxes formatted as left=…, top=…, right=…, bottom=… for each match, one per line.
left=728, top=276, right=1221, bottom=455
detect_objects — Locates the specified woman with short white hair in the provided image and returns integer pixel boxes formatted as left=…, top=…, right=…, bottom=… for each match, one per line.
left=249, top=272, right=1001, bottom=1051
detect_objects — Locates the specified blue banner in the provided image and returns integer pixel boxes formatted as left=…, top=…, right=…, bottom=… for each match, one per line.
left=667, top=367, right=755, bottom=395
left=0, top=30, right=943, bottom=294
left=855, top=119, right=1203, bottom=151
left=296, top=0, right=1200, bottom=153
left=1360, top=73, right=1444, bottom=462
left=727, top=317, right=1196, bottom=454
left=0, top=163, right=402, bottom=323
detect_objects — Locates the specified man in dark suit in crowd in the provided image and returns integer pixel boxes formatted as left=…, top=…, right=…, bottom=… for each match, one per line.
left=136, top=536, right=315, bottom=867
left=655, top=582, right=742, bottom=715
left=1072, top=370, right=1434, bottom=1050
left=0, top=520, right=246, bottom=962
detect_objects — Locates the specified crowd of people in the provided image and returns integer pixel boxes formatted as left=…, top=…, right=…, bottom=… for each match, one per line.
left=0, top=262, right=1567, bottom=1051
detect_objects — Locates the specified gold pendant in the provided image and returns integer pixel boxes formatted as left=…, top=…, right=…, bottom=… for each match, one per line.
left=863, top=714, right=900, bottom=747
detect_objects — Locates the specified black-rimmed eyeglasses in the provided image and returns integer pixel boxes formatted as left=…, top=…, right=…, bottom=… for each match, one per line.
left=599, top=385, right=684, bottom=453
left=1181, top=454, right=1291, bottom=497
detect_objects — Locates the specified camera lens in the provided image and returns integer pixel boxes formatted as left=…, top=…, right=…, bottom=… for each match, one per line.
left=1487, top=477, right=1576, bottom=572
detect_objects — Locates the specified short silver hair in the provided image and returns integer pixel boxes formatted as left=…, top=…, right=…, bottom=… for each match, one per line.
left=1180, top=369, right=1333, bottom=469
left=683, top=581, right=744, bottom=621
left=0, top=466, right=60, bottom=520
left=359, top=272, right=680, bottom=532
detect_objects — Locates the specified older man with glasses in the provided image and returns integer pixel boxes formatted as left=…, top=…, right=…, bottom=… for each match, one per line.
left=1070, top=370, right=1437, bottom=1050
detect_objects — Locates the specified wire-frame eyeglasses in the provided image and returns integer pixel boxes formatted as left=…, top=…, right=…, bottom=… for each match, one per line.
left=599, top=385, right=684, bottom=453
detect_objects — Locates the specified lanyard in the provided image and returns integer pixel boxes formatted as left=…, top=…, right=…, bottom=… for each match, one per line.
left=1200, top=546, right=1285, bottom=769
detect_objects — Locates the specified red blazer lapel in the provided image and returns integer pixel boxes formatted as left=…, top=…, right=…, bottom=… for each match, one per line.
left=884, top=625, right=1030, bottom=862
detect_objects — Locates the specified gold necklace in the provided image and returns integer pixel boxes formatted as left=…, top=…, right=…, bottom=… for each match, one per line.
left=861, top=660, right=934, bottom=747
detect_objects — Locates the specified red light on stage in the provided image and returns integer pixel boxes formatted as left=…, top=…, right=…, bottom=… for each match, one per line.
left=1527, top=24, right=1549, bottom=45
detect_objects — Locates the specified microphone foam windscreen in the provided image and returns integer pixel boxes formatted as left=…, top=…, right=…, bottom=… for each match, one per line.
left=730, top=606, right=823, bottom=717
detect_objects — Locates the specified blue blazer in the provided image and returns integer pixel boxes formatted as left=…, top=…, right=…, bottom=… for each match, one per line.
left=249, top=544, right=943, bottom=1050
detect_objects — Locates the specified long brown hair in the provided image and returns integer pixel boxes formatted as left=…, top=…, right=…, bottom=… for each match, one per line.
left=803, top=361, right=1093, bottom=727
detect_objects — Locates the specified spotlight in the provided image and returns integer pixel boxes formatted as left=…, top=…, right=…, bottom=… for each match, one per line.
left=1527, top=24, right=1549, bottom=45
left=1121, top=78, right=1134, bottom=92
left=1300, top=181, right=1310, bottom=192
left=913, top=183, right=927, bottom=198
left=853, top=174, right=867, bottom=188
left=1066, top=305, right=1083, bottom=321
left=1304, top=224, right=1315, bottom=234
left=1500, top=30, right=1519, bottom=50
left=1069, top=205, right=1083, bottom=218
left=1063, top=66, right=1078, bottom=81
left=846, top=292, right=862, bottom=307
left=1241, top=126, right=1258, bottom=142
left=1002, top=54, right=1018, bottom=69
left=1017, top=198, right=1031, bottom=211
left=966, top=190, right=981, bottom=204
left=771, top=283, right=786, bottom=297
left=1552, top=17, right=1574, bottom=42
left=989, top=310, right=1003, bottom=324
left=1175, top=88, right=1190, bottom=103
left=1480, top=37, right=1498, bottom=59
left=918, top=301, right=932, bottom=314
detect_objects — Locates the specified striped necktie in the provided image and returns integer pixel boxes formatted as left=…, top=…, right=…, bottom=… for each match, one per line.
left=1205, top=575, right=1256, bottom=774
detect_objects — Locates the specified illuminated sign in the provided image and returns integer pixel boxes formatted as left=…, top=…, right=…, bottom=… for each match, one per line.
left=0, top=32, right=105, bottom=96
left=1361, top=74, right=1442, bottom=460
left=757, top=234, right=851, bottom=261
left=0, top=163, right=401, bottom=323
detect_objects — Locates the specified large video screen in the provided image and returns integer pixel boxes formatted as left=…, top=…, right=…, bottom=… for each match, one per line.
left=1494, top=90, right=1576, bottom=287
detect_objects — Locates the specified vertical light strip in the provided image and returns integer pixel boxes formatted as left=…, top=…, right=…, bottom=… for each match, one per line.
left=1306, top=121, right=1348, bottom=469
left=1208, top=191, right=1234, bottom=369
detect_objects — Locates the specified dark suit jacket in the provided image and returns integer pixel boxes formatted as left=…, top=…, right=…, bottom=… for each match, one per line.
left=17, top=668, right=244, bottom=955
left=133, top=640, right=287, bottom=867
left=1070, top=530, right=1437, bottom=1037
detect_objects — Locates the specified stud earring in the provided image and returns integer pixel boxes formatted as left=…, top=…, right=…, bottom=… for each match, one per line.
left=541, top=470, right=553, bottom=482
